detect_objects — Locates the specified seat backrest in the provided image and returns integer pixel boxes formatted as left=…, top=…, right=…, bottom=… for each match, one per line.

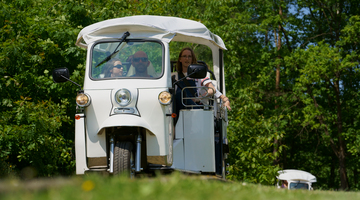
left=126, top=61, right=157, bottom=77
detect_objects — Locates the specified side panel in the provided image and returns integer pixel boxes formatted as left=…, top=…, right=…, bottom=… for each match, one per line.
left=75, top=114, right=89, bottom=174
left=85, top=90, right=112, bottom=158
left=139, top=89, right=173, bottom=165
left=171, top=138, right=184, bottom=169
left=183, top=110, right=215, bottom=172
left=171, top=111, right=185, bottom=169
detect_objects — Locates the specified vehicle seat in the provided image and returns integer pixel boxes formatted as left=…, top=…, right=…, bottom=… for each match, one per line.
left=126, top=61, right=158, bottom=77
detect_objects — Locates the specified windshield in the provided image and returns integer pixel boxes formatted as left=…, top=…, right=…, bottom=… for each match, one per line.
left=289, top=182, right=309, bottom=190
left=91, top=40, right=163, bottom=79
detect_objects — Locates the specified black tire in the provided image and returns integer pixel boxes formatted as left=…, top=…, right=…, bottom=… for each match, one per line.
left=113, top=141, right=134, bottom=177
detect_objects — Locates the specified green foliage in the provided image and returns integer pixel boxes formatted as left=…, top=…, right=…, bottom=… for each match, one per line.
left=1, top=0, right=360, bottom=191
left=0, top=98, right=74, bottom=177
left=227, top=87, right=282, bottom=184
left=0, top=0, right=84, bottom=176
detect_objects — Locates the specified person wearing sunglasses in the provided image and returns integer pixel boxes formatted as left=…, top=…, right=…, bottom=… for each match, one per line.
left=131, top=51, right=152, bottom=77
left=104, top=58, right=124, bottom=78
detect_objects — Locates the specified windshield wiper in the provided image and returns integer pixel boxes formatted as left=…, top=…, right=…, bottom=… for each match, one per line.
left=294, top=181, right=300, bottom=188
left=94, top=31, right=130, bottom=68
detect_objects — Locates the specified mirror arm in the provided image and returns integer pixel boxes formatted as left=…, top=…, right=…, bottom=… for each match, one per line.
left=172, top=70, right=198, bottom=88
left=207, top=69, right=216, bottom=80
left=60, top=75, right=82, bottom=91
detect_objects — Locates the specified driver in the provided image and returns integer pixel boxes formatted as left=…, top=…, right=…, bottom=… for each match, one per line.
left=131, top=51, right=152, bottom=77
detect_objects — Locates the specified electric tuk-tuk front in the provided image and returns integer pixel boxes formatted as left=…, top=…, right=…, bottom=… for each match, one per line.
left=276, top=169, right=317, bottom=190
left=52, top=15, right=229, bottom=178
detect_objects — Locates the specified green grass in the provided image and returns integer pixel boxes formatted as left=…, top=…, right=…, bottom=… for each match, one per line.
left=0, top=173, right=359, bottom=200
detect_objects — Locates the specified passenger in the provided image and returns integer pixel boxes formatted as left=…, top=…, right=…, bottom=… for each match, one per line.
left=130, top=51, right=152, bottom=77
left=172, top=47, right=231, bottom=112
left=104, top=58, right=123, bottom=78
left=281, top=180, right=288, bottom=188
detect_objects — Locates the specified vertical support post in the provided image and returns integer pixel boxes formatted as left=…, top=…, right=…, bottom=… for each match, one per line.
left=109, top=136, right=114, bottom=173
left=219, top=49, right=224, bottom=93
left=135, top=133, right=142, bottom=172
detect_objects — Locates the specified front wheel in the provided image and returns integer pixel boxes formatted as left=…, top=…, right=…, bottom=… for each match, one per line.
left=113, top=141, right=134, bottom=177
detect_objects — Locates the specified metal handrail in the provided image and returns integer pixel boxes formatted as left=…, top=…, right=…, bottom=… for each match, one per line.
left=181, top=86, right=215, bottom=109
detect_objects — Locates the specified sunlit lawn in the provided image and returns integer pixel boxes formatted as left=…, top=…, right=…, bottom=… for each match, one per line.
left=0, top=172, right=359, bottom=200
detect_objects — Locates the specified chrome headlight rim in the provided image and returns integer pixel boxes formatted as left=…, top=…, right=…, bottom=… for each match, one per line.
left=76, top=93, right=91, bottom=107
left=115, top=88, right=132, bottom=106
left=158, top=91, right=172, bottom=105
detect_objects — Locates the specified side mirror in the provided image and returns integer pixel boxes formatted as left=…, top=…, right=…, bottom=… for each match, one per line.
left=187, top=64, right=207, bottom=79
left=52, top=68, right=70, bottom=83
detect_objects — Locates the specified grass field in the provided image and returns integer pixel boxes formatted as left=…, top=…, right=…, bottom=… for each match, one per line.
left=0, top=173, right=359, bottom=200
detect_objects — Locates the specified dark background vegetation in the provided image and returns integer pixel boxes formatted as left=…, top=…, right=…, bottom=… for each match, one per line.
left=1, top=0, right=359, bottom=191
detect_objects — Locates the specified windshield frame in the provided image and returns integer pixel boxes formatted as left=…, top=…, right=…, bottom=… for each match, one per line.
left=89, top=39, right=165, bottom=81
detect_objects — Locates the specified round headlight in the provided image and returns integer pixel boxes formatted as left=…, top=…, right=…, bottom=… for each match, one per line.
left=158, top=91, right=171, bottom=105
left=76, top=93, right=91, bottom=107
left=115, top=89, right=131, bottom=106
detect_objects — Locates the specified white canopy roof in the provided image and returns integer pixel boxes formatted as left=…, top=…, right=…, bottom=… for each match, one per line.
left=277, top=169, right=317, bottom=183
left=76, top=15, right=226, bottom=50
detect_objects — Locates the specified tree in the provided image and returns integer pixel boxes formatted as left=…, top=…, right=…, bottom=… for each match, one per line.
left=0, top=0, right=86, bottom=176
left=1, top=0, right=360, bottom=191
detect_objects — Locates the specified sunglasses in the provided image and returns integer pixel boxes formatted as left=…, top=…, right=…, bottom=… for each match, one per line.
left=133, top=57, right=148, bottom=62
left=114, top=64, right=123, bottom=69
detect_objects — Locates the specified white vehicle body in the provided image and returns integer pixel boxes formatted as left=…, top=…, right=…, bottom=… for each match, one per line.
left=57, top=15, right=229, bottom=177
left=276, top=169, right=317, bottom=190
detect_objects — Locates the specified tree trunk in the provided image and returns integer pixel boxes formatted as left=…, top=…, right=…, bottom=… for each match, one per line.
left=334, top=77, right=349, bottom=190
left=308, top=82, right=349, bottom=190
left=273, top=4, right=282, bottom=166
left=329, top=156, right=335, bottom=189
left=338, top=150, right=349, bottom=190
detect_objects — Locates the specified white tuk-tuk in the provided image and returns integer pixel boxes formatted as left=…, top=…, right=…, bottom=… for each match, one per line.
left=276, top=169, right=317, bottom=190
left=52, top=15, right=229, bottom=178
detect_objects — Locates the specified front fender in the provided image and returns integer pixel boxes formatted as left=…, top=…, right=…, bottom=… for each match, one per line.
left=97, top=114, right=154, bottom=135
